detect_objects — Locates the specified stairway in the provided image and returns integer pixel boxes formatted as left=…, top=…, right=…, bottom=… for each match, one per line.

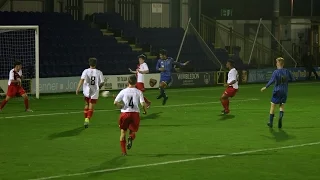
left=100, top=29, right=157, bottom=60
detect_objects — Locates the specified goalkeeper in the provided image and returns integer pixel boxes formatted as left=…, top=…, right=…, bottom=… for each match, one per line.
left=155, top=49, right=189, bottom=105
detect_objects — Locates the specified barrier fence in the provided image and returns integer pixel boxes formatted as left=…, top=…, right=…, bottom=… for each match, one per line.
left=0, top=67, right=319, bottom=95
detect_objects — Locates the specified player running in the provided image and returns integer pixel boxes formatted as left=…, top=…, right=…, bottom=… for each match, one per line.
left=220, top=60, right=239, bottom=115
left=261, top=57, right=294, bottom=128
left=156, top=49, right=189, bottom=105
left=114, top=75, right=147, bottom=156
left=129, top=54, right=151, bottom=110
left=0, top=61, right=32, bottom=112
left=76, top=58, right=104, bottom=128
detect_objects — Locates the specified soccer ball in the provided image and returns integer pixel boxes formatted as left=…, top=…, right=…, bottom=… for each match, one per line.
left=101, top=91, right=110, bottom=97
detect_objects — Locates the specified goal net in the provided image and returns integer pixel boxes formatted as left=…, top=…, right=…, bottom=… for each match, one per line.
left=176, top=18, right=223, bottom=72
left=0, top=26, right=39, bottom=99
left=248, top=19, right=297, bottom=68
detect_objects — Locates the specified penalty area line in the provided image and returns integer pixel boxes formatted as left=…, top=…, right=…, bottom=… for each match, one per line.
left=28, top=141, right=320, bottom=180
left=0, top=98, right=259, bottom=119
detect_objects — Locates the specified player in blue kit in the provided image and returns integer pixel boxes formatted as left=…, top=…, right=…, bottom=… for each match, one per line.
left=261, top=57, right=295, bottom=128
left=156, top=49, right=189, bottom=105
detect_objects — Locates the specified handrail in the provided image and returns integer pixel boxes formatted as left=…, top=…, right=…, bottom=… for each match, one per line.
left=200, top=14, right=276, bottom=54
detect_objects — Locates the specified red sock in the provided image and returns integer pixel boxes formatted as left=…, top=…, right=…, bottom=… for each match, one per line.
left=84, top=108, right=88, bottom=118
left=87, top=109, right=93, bottom=119
left=24, top=98, right=29, bottom=109
left=221, top=99, right=228, bottom=110
left=120, top=140, right=126, bottom=154
left=226, top=99, right=230, bottom=111
left=144, top=97, right=150, bottom=104
left=0, top=100, right=8, bottom=109
left=130, top=132, right=136, bottom=140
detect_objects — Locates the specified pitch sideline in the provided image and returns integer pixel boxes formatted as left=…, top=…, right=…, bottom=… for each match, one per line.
left=28, top=141, right=320, bottom=180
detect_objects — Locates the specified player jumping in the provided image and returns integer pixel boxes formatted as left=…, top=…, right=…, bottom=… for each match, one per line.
left=114, top=75, right=147, bottom=156
left=0, top=61, right=32, bottom=112
left=261, top=57, right=294, bottom=128
left=129, top=54, right=151, bottom=110
left=220, top=60, right=239, bottom=114
left=76, top=58, right=104, bottom=128
left=156, top=49, right=189, bottom=105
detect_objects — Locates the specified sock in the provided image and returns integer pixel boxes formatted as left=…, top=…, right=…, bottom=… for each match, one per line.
left=87, top=109, right=93, bottom=119
left=120, top=140, right=126, bottom=154
left=129, top=132, right=136, bottom=140
left=23, top=98, right=29, bottom=110
left=0, top=100, right=8, bottom=109
left=160, top=87, right=164, bottom=96
left=269, top=114, right=274, bottom=123
left=84, top=108, right=89, bottom=118
left=225, top=99, right=230, bottom=111
left=279, top=111, right=284, bottom=120
left=221, top=99, right=228, bottom=110
left=162, top=88, right=167, bottom=97
left=144, top=97, right=150, bottom=104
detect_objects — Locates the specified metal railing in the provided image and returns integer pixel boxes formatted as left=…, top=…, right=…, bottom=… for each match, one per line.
left=199, top=14, right=280, bottom=68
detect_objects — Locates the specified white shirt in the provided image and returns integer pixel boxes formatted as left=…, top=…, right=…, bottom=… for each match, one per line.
left=8, top=69, right=22, bottom=85
left=81, top=68, right=104, bottom=91
left=137, top=62, right=149, bottom=83
left=227, top=68, right=239, bottom=89
left=114, top=87, right=145, bottom=113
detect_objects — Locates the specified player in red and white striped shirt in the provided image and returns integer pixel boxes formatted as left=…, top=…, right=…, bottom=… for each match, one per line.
left=0, top=61, right=32, bottom=112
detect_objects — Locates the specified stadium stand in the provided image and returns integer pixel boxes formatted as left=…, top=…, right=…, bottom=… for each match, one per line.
left=0, top=11, right=142, bottom=78
left=0, top=11, right=240, bottom=79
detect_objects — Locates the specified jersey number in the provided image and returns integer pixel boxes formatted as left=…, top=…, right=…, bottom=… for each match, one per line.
left=90, top=76, right=96, bottom=85
left=280, top=76, right=287, bottom=84
left=129, top=97, right=134, bottom=108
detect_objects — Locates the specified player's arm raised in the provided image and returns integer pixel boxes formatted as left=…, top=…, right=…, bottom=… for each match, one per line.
left=172, top=58, right=189, bottom=66
left=128, top=68, right=137, bottom=74
left=261, top=71, right=276, bottom=92
left=114, top=91, right=124, bottom=109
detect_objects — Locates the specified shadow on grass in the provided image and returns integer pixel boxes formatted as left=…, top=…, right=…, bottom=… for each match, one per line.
left=218, top=114, right=236, bottom=120
left=142, top=112, right=163, bottom=120
left=262, top=128, right=295, bottom=142
left=86, top=156, right=127, bottom=177
left=48, top=127, right=85, bottom=140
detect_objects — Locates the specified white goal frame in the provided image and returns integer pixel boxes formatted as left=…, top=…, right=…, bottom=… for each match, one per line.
left=0, top=25, right=40, bottom=99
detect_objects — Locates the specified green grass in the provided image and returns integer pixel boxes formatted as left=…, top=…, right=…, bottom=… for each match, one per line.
left=1, top=82, right=320, bottom=180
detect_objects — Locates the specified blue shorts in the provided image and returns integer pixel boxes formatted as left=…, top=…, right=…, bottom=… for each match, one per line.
left=271, top=91, right=287, bottom=104
left=160, top=77, right=172, bottom=86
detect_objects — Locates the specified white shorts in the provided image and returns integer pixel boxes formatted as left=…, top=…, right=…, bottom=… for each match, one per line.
left=83, top=86, right=99, bottom=99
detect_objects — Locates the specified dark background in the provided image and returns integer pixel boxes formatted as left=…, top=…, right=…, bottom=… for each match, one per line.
left=201, top=0, right=320, bottom=20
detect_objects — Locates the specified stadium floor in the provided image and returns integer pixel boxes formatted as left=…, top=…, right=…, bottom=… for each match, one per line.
left=1, top=82, right=320, bottom=180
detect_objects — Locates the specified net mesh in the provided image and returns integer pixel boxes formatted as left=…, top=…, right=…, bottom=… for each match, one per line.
left=0, top=28, right=36, bottom=98
left=176, top=19, right=223, bottom=72
left=248, top=20, right=297, bottom=68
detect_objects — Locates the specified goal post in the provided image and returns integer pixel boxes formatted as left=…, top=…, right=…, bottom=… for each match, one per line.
left=0, top=25, right=40, bottom=99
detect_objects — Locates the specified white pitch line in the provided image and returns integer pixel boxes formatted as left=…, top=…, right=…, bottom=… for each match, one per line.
left=0, top=98, right=259, bottom=119
left=28, top=141, right=320, bottom=180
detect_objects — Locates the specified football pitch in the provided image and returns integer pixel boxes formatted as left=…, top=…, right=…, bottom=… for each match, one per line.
left=1, top=82, right=320, bottom=180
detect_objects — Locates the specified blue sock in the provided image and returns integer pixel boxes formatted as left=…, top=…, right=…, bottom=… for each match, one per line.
left=279, top=111, right=284, bottom=120
left=269, top=114, right=274, bottom=123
